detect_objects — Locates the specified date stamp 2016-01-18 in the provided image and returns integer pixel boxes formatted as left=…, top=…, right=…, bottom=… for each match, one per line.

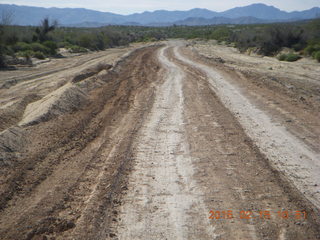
left=209, top=210, right=307, bottom=220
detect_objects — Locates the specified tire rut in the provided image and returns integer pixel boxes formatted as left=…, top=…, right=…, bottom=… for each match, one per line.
left=0, top=45, right=162, bottom=240
left=112, top=42, right=320, bottom=240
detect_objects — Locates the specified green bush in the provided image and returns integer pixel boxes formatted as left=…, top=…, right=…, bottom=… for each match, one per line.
left=278, top=53, right=301, bottom=62
left=286, top=53, right=301, bottom=62
left=67, top=45, right=88, bottom=53
left=304, top=44, right=320, bottom=56
left=292, top=42, right=304, bottom=51
left=5, top=33, right=19, bottom=46
left=57, top=41, right=71, bottom=48
left=78, top=34, right=93, bottom=49
left=33, top=51, right=46, bottom=59
left=43, top=41, right=57, bottom=55
left=17, top=50, right=46, bottom=59
left=13, top=42, right=31, bottom=52
left=304, top=45, right=314, bottom=55
left=278, top=54, right=287, bottom=61
left=30, top=42, right=49, bottom=54
left=209, top=28, right=231, bottom=42
left=16, top=50, right=34, bottom=59
left=314, top=51, right=320, bottom=62
left=231, top=25, right=305, bottom=56
left=0, top=45, right=6, bottom=68
left=14, top=42, right=58, bottom=58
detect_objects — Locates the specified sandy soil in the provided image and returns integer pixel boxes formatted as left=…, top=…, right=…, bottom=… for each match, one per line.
left=0, top=41, right=319, bottom=239
left=0, top=43, right=146, bottom=131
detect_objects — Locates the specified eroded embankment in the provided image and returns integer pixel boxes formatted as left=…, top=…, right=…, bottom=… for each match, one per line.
left=0, top=45, right=145, bottom=132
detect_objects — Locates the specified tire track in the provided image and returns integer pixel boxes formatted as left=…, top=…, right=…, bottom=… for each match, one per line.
left=114, top=46, right=217, bottom=239
left=113, top=41, right=320, bottom=240
left=173, top=45, right=320, bottom=210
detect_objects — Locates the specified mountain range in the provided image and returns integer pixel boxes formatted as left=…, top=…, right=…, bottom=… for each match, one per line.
left=0, top=3, right=319, bottom=27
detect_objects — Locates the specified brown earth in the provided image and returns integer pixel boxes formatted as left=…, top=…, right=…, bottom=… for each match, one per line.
left=0, top=40, right=319, bottom=240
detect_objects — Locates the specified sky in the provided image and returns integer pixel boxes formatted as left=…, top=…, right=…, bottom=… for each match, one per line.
left=0, top=0, right=319, bottom=14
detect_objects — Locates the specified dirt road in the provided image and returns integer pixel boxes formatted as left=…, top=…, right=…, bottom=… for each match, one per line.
left=0, top=41, right=319, bottom=239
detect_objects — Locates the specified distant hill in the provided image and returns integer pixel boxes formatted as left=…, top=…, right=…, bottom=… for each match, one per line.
left=0, top=4, right=124, bottom=25
left=220, top=3, right=289, bottom=19
left=172, top=16, right=271, bottom=26
left=0, top=3, right=319, bottom=27
left=123, top=8, right=219, bottom=24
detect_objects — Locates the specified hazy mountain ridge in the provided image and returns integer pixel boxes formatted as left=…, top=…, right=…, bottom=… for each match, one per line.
left=0, top=3, right=319, bottom=26
left=173, top=16, right=270, bottom=26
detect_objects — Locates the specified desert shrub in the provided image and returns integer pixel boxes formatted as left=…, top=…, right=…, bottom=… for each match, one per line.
left=314, top=51, right=320, bottom=62
left=278, top=53, right=301, bottom=62
left=286, top=53, right=301, bottom=62
left=278, top=54, right=287, bottom=61
left=30, top=42, right=49, bottom=54
left=16, top=50, right=34, bottom=59
left=141, top=36, right=157, bottom=42
left=78, top=34, right=93, bottom=49
left=0, top=46, right=5, bottom=68
left=43, top=40, right=57, bottom=55
left=5, top=33, right=18, bottom=46
left=67, top=45, right=88, bottom=53
left=33, top=51, right=46, bottom=59
left=292, top=42, right=304, bottom=51
left=261, top=26, right=304, bottom=55
left=209, top=28, right=231, bottom=42
left=13, top=42, right=31, bottom=52
left=304, top=45, right=314, bottom=55
left=304, top=44, right=320, bottom=56
left=231, top=24, right=305, bottom=56
left=57, top=41, right=71, bottom=48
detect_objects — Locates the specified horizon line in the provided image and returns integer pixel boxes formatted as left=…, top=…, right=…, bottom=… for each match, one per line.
left=1, top=2, right=319, bottom=15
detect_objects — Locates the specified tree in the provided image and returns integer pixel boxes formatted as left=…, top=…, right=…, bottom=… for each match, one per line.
left=34, top=18, right=57, bottom=42
left=0, top=9, right=14, bottom=26
left=0, top=10, right=15, bottom=68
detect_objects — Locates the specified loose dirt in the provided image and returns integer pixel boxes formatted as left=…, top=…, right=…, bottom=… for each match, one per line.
left=0, top=40, right=319, bottom=240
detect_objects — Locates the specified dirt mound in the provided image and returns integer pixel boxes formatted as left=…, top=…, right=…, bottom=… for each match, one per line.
left=0, top=94, right=40, bottom=131
left=19, top=83, right=88, bottom=126
left=0, top=127, right=25, bottom=152
left=0, top=127, right=26, bottom=166
left=72, top=62, right=112, bottom=83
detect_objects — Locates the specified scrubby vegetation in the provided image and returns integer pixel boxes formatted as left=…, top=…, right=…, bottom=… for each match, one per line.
left=1, top=14, right=319, bottom=68
left=314, top=51, right=320, bottom=62
left=229, top=19, right=320, bottom=60
left=278, top=53, right=301, bottom=62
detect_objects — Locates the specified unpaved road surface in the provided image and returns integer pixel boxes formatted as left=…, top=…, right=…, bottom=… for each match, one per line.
left=0, top=41, right=319, bottom=239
